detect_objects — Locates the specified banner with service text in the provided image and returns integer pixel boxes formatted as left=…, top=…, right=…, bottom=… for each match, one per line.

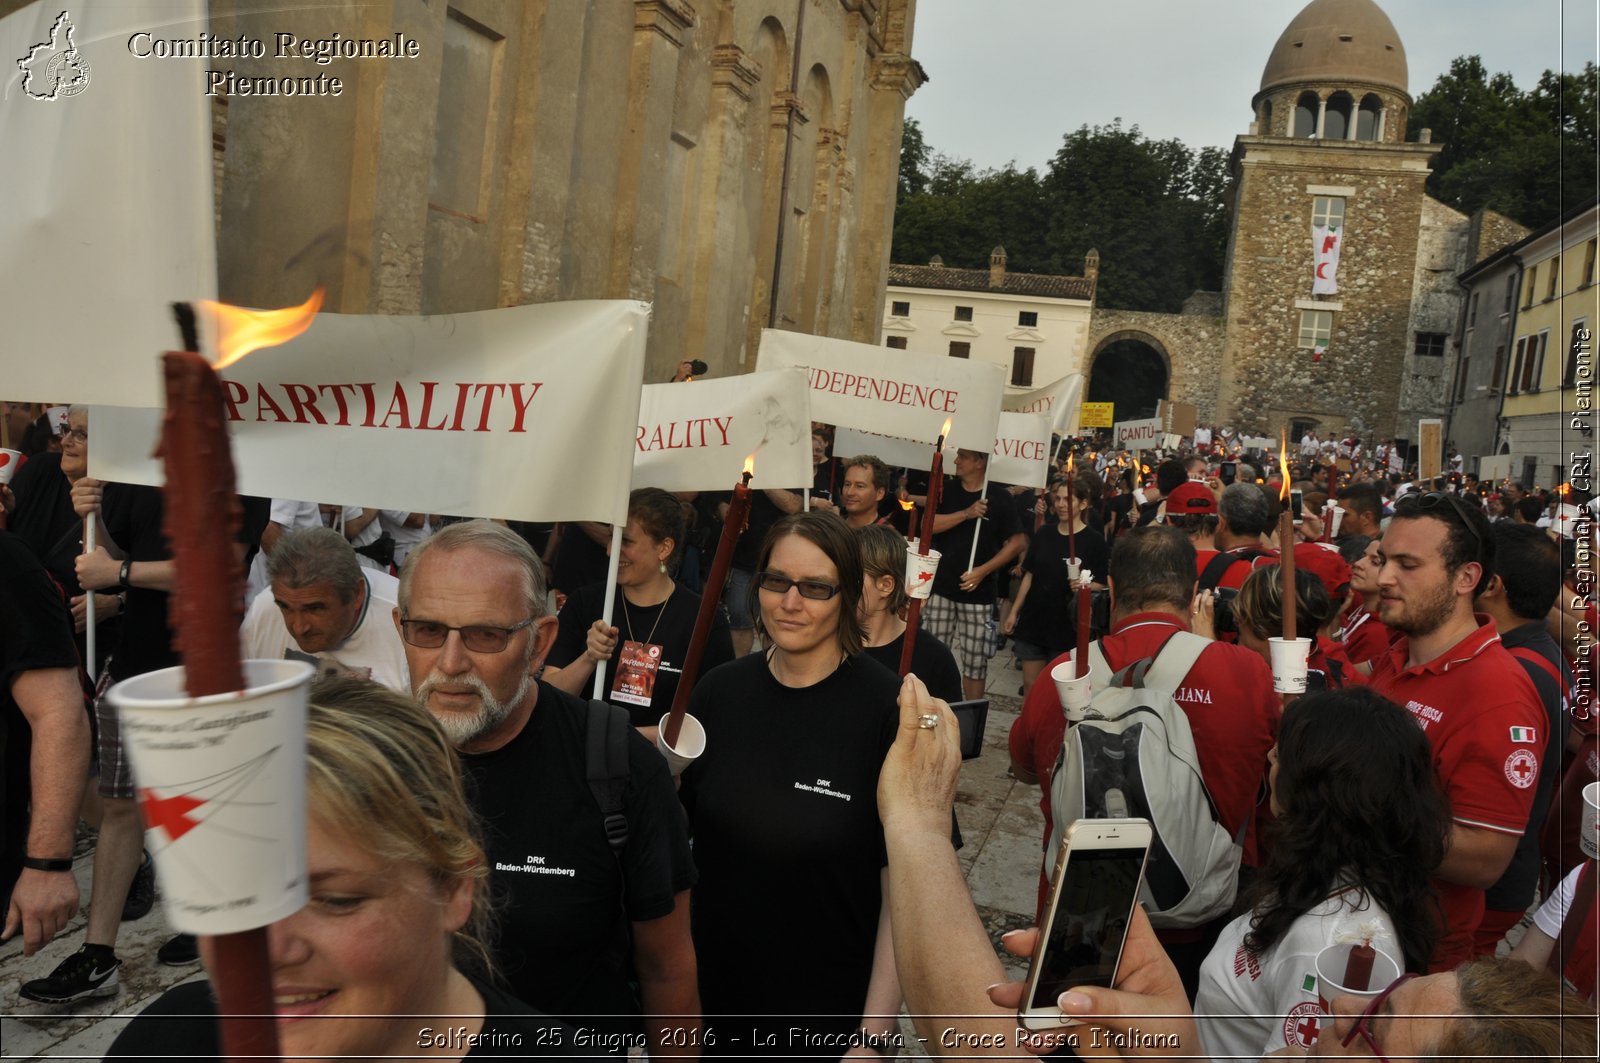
left=2, top=1, right=216, bottom=407
left=756, top=330, right=1005, bottom=453
left=834, top=410, right=1051, bottom=490
left=989, top=411, right=1052, bottom=488
left=1002, top=373, right=1084, bottom=437
left=633, top=370, right=812, bottom=492
left=91, top=301, right=649, bottom=524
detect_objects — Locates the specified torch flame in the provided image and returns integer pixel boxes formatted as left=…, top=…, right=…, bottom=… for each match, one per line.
left=198, top=288, right=324, bottom=369
left=899, top=499, right=915, bottom=512
left=1278, top=430, right=1291, bottom=501
left=1067, top=452, right=1075, bottom=474
left=742, top=454, right=756, bottom=484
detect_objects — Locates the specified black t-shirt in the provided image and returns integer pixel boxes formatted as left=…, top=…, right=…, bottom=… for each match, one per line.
left=551, top=526, right=611, bottom=598
left=103, top=976, right=596, bottom=1059
left=547, top=581, right=734, bottom=728
left=8, top=453, right=79, bottom=593
left=1016, top=524, right=1109, bottom=658
left=680, top=653, right=899, bottom=1049
left=861, top=632, right=963, bottom=704
left=929, top=480, right=1023, bottom=604
left=730, top=490, right=789, bottom=573
left=462, top=682, right=696, bottom=1028
left=100, top=482, right=177, bottom=682
left=0, top=530, right=84, bottom=891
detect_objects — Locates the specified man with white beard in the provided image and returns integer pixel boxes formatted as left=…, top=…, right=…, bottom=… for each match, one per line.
left=395, top=521, right=700, bottom=1053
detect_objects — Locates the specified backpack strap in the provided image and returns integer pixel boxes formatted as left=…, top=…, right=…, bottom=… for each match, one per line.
left=1198, top=548, right=1273, bottom=592
left=1140, top=631, right=1213, bottom=693
left=585, top=699, right=631, bottom=853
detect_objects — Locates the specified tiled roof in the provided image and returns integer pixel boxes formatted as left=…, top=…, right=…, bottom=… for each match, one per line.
left=887, top=263, right=1093, bottom=301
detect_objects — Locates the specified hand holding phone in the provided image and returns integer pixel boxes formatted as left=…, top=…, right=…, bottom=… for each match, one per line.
left=1018, top=818, right=1152, bottom=1030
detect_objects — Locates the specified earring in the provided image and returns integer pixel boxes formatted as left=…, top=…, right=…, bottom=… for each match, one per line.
left=659, top=560, right=668, bottom=574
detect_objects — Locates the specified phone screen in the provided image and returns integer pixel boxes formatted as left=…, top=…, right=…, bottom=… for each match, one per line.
left=1028, top=848, right=1144, bottom=1006
left=1219, top=462, right=1236, bottom=485
left=1291, top=489, right=1304, bottom=522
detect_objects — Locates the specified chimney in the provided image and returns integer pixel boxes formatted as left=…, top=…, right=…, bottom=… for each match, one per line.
left=930, top=255, right=944, bottom=268
left=1419, top=127, right=1432, bottom=144
left=989, top=245, right=1007, bottom=288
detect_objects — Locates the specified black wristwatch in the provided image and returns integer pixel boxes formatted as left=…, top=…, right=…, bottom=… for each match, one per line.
left=22, top=856, right=73, bottom=872
left=118, top=558, right=132, bottom=589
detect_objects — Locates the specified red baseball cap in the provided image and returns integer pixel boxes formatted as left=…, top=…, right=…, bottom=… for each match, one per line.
left=1294, top=541, right=1352, bottom=597
left=1165, top=481, right=1217, bottom=516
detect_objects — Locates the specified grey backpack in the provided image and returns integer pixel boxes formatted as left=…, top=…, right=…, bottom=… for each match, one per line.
left=1047, top=631, right=1243, bottom=928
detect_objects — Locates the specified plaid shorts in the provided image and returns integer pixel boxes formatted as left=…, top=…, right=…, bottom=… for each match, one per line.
left=95, top=693, right=137, bottom=800
left=924, top=595, right=993, bottom=682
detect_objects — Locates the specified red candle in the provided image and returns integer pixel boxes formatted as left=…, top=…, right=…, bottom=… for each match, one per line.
left=665, top=462, right=753, bottom=748
left=900, top=423, right=947, bottom=676
left=1075, top=572, right=1092, bottom=679
left=1066, top=453, right=1077, bottom=565
left=1278, top=434, right=1297, bottom=643
left=1341, top=942, right=1376, bottom=993
left=160, top=338, right=279, bottom=1063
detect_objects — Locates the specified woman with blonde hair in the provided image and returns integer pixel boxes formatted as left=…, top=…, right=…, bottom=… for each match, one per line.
left=107, top=676, right=570, bottom=1061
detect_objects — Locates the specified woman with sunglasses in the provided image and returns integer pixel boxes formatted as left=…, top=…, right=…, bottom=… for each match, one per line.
left=680, top=511, right=907, bottom=1058
left=1193, top=687, right=1448, bottom=1059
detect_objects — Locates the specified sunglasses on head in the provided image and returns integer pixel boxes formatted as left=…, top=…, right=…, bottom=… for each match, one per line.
left=1415, top=492, right=1484, bottom=556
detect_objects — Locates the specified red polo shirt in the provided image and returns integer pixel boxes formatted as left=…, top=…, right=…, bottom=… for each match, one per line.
left=1368, top=615, right=1545, bottom=972
left=1339, top=605, right=1392, bottom=667
left=1010, top=612, right=1279, bottom=918
left=1193, top=546, right=1277, bottom=590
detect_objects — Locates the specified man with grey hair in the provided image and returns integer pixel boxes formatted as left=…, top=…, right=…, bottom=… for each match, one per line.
left=1194, top=481, right=1276, bottom=594
left=395, top=520, right=700, bottom=1052
left=239, top=526, right=407, bottom=691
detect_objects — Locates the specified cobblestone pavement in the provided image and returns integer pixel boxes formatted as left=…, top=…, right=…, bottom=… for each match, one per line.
left=0, top=647, right=1047, bottom=1060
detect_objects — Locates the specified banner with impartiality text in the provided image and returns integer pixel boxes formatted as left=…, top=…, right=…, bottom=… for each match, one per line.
left=1002, top=373, right=1084, bottom=438
left=90, top=301, right=649, bottom=524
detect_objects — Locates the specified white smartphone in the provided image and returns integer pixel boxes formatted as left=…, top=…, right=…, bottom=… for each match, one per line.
left=1018, top=817, right=1153, bottom=1031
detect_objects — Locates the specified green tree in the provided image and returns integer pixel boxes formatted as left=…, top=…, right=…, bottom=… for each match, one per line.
left=898, top=116, right=931, bottom=199
left=1409, top=56, right=1598, bottom=226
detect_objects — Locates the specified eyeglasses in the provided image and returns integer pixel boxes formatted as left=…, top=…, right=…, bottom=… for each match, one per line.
left=63, top=427, right=88, bottom=443
left=1340, top=972, right=1416, bottom=1062
left=754, top=571, right=842, bottom=600
left=399, top=617, right=534, bottom=653
left=1415, top=492, right=1484, bottom=556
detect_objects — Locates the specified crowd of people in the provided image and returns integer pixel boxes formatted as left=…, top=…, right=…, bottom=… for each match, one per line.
left=0, top=394, right=1595, bottom=1061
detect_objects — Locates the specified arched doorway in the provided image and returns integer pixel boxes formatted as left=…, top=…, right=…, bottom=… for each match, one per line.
left=1088, top=334, right=1169, bottom=422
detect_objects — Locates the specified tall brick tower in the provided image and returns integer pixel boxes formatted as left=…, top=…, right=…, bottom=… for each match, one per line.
left=1215, top=0, right=1444, bottom=441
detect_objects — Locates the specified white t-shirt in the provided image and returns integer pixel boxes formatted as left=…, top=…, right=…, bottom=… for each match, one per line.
left=240, top=569, right=409, bottom=693
left=1195, top=886, right=1400, bottom=1060
left=379, top=509, right=434, bottom=567
left=1193, top=427, right=1213, bottom=447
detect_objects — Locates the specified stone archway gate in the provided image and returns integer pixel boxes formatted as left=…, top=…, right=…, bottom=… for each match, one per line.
left=1087, top=302, right=1227, bottom=425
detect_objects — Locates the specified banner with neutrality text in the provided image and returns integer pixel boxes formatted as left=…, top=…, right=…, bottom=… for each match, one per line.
left=633, top=369, right=813, bottom=492
left=1002, top=373, right=1084, bottom=438
left=756, top=330, right=1005, bottom=453
left=91, top=301, right=649, bottom=524
left=2, top=0, right=216, bottom=407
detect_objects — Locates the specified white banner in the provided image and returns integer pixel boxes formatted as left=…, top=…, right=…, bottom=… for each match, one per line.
left=633, top=370, right=813, bottom=492
left=833, top=426, right=928, bottom=472
left=990, top=411, right=1052, bottom=488
left=756, top=330, right=1005, bottom=453
left=1313, top=223, right=1342, bottom=295
left=91, top=301, right=649, bottom=524
left=1114, top=418, right=1163, bottom=448
left=2, top=1, right=216, bottom=407
left=1003, top=373, right=1084, bottom=437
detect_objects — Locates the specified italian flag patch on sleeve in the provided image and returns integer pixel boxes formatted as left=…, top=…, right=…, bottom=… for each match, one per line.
left=1302, top=973, right=1317, bottom=993
left=1510, top=726, right=1537, bottom=743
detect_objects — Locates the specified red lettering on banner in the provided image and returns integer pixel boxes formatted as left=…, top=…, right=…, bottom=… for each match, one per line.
left=805, top=368, right=958, bottom=413
left=256, top=385, right=290, bottom=423
left=222, top=380, right=247, bottom=422
left=357, top=383, right=380, bottom=427
left=994, top=438, right=1046, bottom=460
left=636, top=416, right=737, bottom=453
left=317, top=384, right=357, bottom=426
left=379, top=384, right=412, bottom=430
left=450, top=382, right=472, bottom=432
left=416, top=382, right=449, bottom=431
left=471, top=383, right=507, bottom=432
left=1322, top=234, right=1337, bottom=253
left=282, top=383, right=326, bottom=425
left=713, top=416, right=732, bottom=446
left=509, top=383, right=542, bottom=433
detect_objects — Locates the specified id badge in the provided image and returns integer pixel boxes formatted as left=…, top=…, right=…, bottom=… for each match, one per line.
left=611, top=640, right=662, bottom=707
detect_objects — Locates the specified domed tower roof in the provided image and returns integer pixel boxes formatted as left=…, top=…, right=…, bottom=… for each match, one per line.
left=1260, top=0, right=1409, bottom=100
